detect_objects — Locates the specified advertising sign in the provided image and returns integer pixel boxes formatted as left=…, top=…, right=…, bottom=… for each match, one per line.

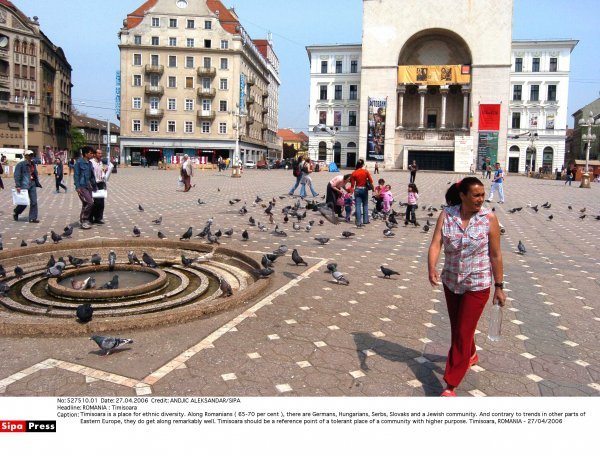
left=454, top=135, right=474, bottom=173
left=479, top=104, right=501, bottom=131
left=366, top=97, right=386, bottom=161
left=398, top=64, right=471, bottom=85
left=115, top=71, right=121, bottom=117
left=477, top=132, right=499, bottom=168
left=239, top=74, right=246, bottom=113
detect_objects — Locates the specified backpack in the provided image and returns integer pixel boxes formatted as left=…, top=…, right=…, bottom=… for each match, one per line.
left=292, top=160, right=301, bottom=177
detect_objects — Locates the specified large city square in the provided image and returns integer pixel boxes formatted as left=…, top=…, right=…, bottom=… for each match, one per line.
left=1, top=167, right=598, bottom=397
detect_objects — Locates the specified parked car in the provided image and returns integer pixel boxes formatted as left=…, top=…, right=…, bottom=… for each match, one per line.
left=244, top=160, right=256, bottom=169
left=256, top=160, right=268, bottom=169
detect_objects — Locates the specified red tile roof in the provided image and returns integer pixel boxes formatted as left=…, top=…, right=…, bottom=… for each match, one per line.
left=278, top=129, right=307, bottom=143
left=125, top=0, right=158, bottom=30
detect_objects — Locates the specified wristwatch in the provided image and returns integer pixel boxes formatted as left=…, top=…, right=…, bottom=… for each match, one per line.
left=494, top=282, right=504, bottom=289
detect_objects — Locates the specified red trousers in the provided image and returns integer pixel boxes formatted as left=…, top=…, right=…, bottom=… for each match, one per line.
left=443, top=285, right=490, bottom=388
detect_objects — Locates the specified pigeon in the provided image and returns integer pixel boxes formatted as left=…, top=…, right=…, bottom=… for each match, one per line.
left=314, top=237, right=330, bottom=245
left=207, top=233, right=220, bottom=244
left=45, top=262, right=65, bottom=278
left=89, top=335, right=133, bottom=356
left=223, top=228, right=233, bottom=237
left=548, top=214, right=553, bottom=221
left=273, top=245, right=288, bottom=255
left=517, top=240, right=526, bottom=254
left=319, top=219, right=324, bottom=226
left=63, top=225, right=73, bottom=237
left=99, top=275, right=119, bottom=290
left=219, top=277, right=233, bottom=297
left=180, top=227, right=193, bottom=241
left=255, top=195, right=263, bottom=204
left=326, top=263, right=337, bottom=273
left=264, top=202, right=273, bottom=215
left=214, top=229, right=222, bottom=238
left=138, top=204, right=144, bottom=212
left=261, top=255, right=273, bottom=268
left=133, top=226, right=141, bottom=237
left=252, top=267, right=274, bottom=278
left=195, top=252, right=214, bottom=262
left=293, top=222, right=301, bottom=231
left=530, top=205, right=538, bottom=213
left=383, top=228, right=395, bottom=237
left=264, top=253, right=280, bottom=263
left=579, top=207, right=586, bottom=213
left=305, top=224, right=312, bottom=233
left=196, top=225, right=211, bottom=238
left=181, top=255, right=194, bottom=267
left=71, top=277, right=91, bottom=290
left=91, top=253, right=102, bottom=266
left=291, top=249, right=308, bottom=266
left=108, top=250, right=116, bottom=271
left=541, top=202, right=550, bottom=208
left=269, top=214, right=274, bottom=224
left=342, top=231, right=355, bottom=238
left=239, top=206, right=248, bottom=215
left=0, top=281, right=10, bottom=296
left=317, top=204, right=340, bottom=225
left=229, top=199, right=239, bottom=205
left=249, top=216, right=256, bottom=226
left=283, top=214, right=289, bottom=223
left=76, top=303, right=94, bottom=322
left=242, top=230, right=249, bottom=241
left=158, top=231, right=167, bottom=239
left=331, top=270, right=349, bottom=285
left=128, top=251, right=141, bottom=265
left=20, top=240, right=27, bottom=247
left=68, top=255, right=88, bottom=268
left=14, top=265, right=24, bottom=279
left=579, top=214, right=586, bottom=220
left=380, top=266, right=400, bottom=278
left=34, top=234, right=48, bottom=245
left=142, top=252, right=157, bottom=268
left=423, top=224, right=430, bottom=232
left=197, top=199, right=206, bottom=205
left=152, top=216, right=162, bottom=225
left=568, top=206, right=573, bottom=210
left=48, top=230, right=63, bottom=244
left=46, top=255, right=56, bottom=269
left=257, top=222, right=268, bottom=232
left=84, top=278, right=96, bottom=290
left=388, top=213, right=398, bottom=225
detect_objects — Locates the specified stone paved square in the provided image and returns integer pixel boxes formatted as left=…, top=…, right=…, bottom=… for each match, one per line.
left=0, top=167, right=599, bottom=397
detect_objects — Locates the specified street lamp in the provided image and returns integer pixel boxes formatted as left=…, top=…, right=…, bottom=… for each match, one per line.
left=512, top=130, right=537, bottom=175
left=231, top=105, right=246, bottom=177
left=578, top=111, right=600, bottom=188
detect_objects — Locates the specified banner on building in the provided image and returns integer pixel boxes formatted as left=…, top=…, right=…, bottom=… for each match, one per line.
left=366, top=97, right=386, bottom=161
left=115, top=71, right=121, bottom=117
left=529, top=113, right=538, bottom=128
left=478, top=104, right=501, bottom=131
left=477, top=132, right=499, bottom=168
left=334, top=111, right=342, bottom=127
left=239, top=74, right=246, bottom=113
left=546, top=114, right=555, bottom=130
left=397, top=64, right=471, bottom=86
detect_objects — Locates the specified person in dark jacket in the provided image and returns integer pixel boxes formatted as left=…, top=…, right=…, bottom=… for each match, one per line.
left=53, top=158, right=67, bottom=193
left=13, top=150, right=42, bottom=223
left=74, top=147, right=96, bottom=230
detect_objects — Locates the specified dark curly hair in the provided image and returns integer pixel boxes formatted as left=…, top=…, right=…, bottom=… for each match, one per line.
left=445, top=177, right=484, bottom=206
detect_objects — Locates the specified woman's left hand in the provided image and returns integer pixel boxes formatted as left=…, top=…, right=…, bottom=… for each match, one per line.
left=493, top=287, right=506, bottom=307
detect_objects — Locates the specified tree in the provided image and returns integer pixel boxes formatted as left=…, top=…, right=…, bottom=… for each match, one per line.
left=70, top=127, right=86, bottom=155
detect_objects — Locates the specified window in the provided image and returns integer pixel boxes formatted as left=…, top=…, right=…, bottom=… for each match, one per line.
left=150, top=120, right=159, bottom=132
left=220, top=40, right=228, bottom=49
left=186, top=19, right=195, bottom=29
left=203, top=57, right=211, bottom=68
left=151, top=54, right=159, bottom=65
left=350, top=60, right=358, bottom=73
left=530, top=85, right=539, bottom=101
left=151, top=36, right=159, bottom=46
left=220, top=78, right=228, bottom=90
left=132, top=120, right=141, bottom=132
left=204, top=20, right=212, bottom=30
left=151, top=17, right=160, bottom=27
left=201, top=121, right=210, bottom=133
left=167, top=120, right=176, bottom=132
left=220, top=58, right=228, bottom=70
left=532, top=58, right=540, bottom=72
left=547, top=84, right=557, bottom=101
left=318, top=111, right=327, bottom=124
left=320, top=61, right=328, bottom=74
left=185, top=99, right=194, bottom=111
left=319, top=85, right=327, bottom=100
left=204, top=39, right=211, bottom=49
left=349, top=85, right=358, bottom=100
left=219, top=122, right=227, bottom=134
left=150, top=97, right=159, bottom=109
left=185, top=77, right=194, bottom=89
left=349, top=111, right=357, bottom=127
left=185, top=56, right=194, bottom=68
left=186, top=38, right=194, bottom=48
left=334, top=85, right=342, bottom=100
left=168, top=98, right=176, bottom=110
left=219, top=100, right=227, bottom=112
left=169, top=18, right=177, bottom=28
left=549, top=57, right=557, bottom=72
left=511, top=112, right=521, bottom=129
left=202, top=78, right=210, bottom=89
left=133, top=54, right=142, bottom=65
left=132, top=97, right=141, bottom=109
left=133, top=75, right=142, bottom=86
left=169, top=37, right=177, bottom=46
left=168, top=76, right=176, bottom=88
left=512, top=84, right=522, bottom=101
left=134, top=35, right=142, bottom=45
left=168, top=55, right=177, bottom=67
left=202, top=99, right=211, bottom=111
left=515, top=57, right=522, bottom=72
left=184, top=121, right=193, bottom=133
left=150, top=74, right=160, bottom=86
left=335, top=60, right=342, bottom=73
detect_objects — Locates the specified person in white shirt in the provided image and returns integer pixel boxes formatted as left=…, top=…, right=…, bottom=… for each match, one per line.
left=90, top=149, right=113, bottom=224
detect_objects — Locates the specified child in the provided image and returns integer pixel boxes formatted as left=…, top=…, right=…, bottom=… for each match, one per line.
left=343, top=192, right=354, bottom=223
left=373, top=178, right=386, bottom=213
left=405, top=183, right=419, bottom=225
left=382, top=184, right=394, bottom=214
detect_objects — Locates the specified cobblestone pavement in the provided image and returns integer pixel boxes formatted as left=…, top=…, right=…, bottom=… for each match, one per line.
left=0, top=167, right=599, bottom=397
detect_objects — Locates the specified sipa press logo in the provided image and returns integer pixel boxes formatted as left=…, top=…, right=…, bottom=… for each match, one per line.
left=0, top=420, right=56, bottom=432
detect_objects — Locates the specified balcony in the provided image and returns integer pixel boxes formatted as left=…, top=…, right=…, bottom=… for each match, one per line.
left=261, top=107, right=268, bottom=114
left=145, top=85, right=164, bottom=96
left=261, top=92, right=268, bottom=99
left=247, top=96, right=255, bottom=105
left=197, top=67, right=216, bottom=77
left=247, top=77, right=256, bottom=86
left=197, top=87, right=216, bottom=98
left=144, top=64, right=164, bottom=75
left=246, top=116, right=255, bottom=125
left=145, top=108, right=164, bottom=118
left=197, top=110, right=216, bottom=120
left=0, top=74, right=9, bottom=87
left=261, top=125, right=268, bottom=131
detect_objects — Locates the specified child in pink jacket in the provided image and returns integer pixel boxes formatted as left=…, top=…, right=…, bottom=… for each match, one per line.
left=382, top=184, right=394, bottom=214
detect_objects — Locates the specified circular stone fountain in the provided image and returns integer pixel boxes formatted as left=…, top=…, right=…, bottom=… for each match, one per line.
left=0, top=239, right=268, bottom=336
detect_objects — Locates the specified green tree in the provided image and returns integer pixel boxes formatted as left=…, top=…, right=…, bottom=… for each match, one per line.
left=70, top=127, right=86, bottom=156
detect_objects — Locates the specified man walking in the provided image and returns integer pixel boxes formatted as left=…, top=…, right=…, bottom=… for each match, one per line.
left=486, top=162, right=505, bottom=204
left=90, top=148, right=111, bottom=224
left=53, top=158, right=67, bottom=193
left=180, top=154, right=193, bottom=191
left=13, top=150, right=42, bottom=223
left=74, top=147, right=96, bottom=229
left=408, top=160, right=418, bottom=183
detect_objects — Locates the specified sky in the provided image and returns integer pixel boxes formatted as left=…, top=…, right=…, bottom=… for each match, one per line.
left=13, top=0, right=600, bottom=130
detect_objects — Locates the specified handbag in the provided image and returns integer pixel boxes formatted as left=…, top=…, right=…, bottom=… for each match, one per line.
left=92, top=189, right=108, bottom=199
left=12, top=188, right=30, bottom=206
left=365, top=179, right=374, bottom=191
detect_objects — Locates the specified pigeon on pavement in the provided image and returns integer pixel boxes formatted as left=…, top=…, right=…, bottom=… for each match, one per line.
left=34, top=234, right=48, bottom=245
left=91, top=254, right=102, bottom=266
left=152, top=216, right=162, bottom=225
left=0, top=281, right=10, bottom=296
left=68, top=255, right=88, bottom=268
left=314, top=237, right=330, bottom=245
left=181, top=255, right=194, bottom=267
left=180, top=227, right=193, bottom=240
left=332, top=270, right=349, bottom=285
left=219, top=277, right=233, bottom=297
left=252, top=267, right=274, bottom=278
left=157, top=231, right=167, bottom=239
left=292, top=249, right=308, bottom=266
left=326, top=263, right=337, bottom=273
left=138, top=204, right=144, bottom=212
left=50, top=231, right=62, bottom=244
left=76, top=303, right=94, bottom=322
left=133, top=226, right=141, bottom=237
left=63, top=225, right=73, bottom=237
left=128, top=251, right=141, bottom=265
left=517, top=240, right=526, bottom=254
left=342, top=231, right=355, bottom=238
left=380, top=266, right=400, bottom=278
left=108, top=250, right=117, bottom=271
left=89, top=335, right=133, bottom=356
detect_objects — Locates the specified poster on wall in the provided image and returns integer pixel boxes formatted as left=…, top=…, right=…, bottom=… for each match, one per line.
left=478, top=104, right=501, bottom=131
left=529, top=113, right=538, bottom=128
left=334, top=111, right=342, bottom=127
left=319, top=111, right=327, bottom=125
left=239, top=74, right=246, bottom=113
left=454, top=136, right=474, bottom=173
left=546, top=114, right=555, bottom=130
left=366, top=97, right=386, bottom=161
left=397, top=64, right=471, bottom=85
left=477, top=132, right=499, bottom=168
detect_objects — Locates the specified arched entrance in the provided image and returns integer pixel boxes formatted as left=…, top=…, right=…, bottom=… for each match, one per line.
left=508, top=145, right=520, bottom=173
left=543, top=146, right=554, bottom=174
left=318, top=141, right=327, bottom=161
left=526, top=146, right=536, bottom=172
left=346, top=142, right=357, bottom=168
left=333, top=142, right=341, bottom=165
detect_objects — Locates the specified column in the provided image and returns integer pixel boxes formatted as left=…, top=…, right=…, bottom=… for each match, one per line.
left=396, top=85, right=406, bottom=129
left=440, top=85, right=449, bottom=129
left=461, top=85, right=471, bottom=130
left=418, top=85, right=427, bottom=129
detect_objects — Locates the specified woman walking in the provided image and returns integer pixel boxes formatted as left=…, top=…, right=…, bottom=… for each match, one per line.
left=180, top=154, right=193, bottom=192
left=349, top=159, right=374, bottom=228
left=427, top=178, right=505, bottom=396
left=326, top=173, right=351, bottom=217
left=299, top=159, right=319, bottom=199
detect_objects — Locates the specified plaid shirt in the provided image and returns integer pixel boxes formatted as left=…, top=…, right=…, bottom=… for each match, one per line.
left=441, top=205, right=492, bottom=294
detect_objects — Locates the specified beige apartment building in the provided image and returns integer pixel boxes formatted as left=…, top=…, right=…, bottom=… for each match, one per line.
left=0, top=0, right=72, bottom=155
left=118, top=0, right=280, bottom=166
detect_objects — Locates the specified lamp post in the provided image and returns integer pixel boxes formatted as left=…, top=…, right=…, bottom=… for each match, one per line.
left=231, top=105, right=246, bottom=177
left=578, top=111, right=599, bottom=188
